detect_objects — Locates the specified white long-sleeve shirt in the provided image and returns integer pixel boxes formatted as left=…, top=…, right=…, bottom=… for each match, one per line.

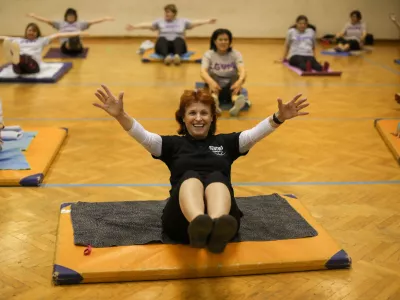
left=127, top=116, right=277, bottom=157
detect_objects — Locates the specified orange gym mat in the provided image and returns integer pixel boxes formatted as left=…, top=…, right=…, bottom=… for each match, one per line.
left=375, top=119, right=400, bottom=164
left=52, top=195, right=351, bottom=285
left=0, top=127, right=67, bottom=186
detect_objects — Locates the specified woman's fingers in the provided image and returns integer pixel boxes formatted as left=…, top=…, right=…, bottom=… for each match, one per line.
left=297, top=111, right=309, bottom=116
left=95, top=92, right=106, bottom=103
left=295, top=98, right=308, bottom=106
left=93, top=102, right=106, bottom=110
left=297, top=103, right=310, bottom=110
left=118, top=92, right=124, bottom=102
left=96, top=89, right=108, bottom=101
left=290, top=93, right=303, bottom=104
left=101, top=84, right=113, bottom=98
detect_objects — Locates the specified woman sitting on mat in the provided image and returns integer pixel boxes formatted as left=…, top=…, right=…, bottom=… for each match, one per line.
left=92, top=85, right=309, bottom=253
left=1, top=23, right=87, bottom=75
left=27, top=8, right=114, bottom=56
left=334, top=10, right=367, bottom=52
left=200, top=29, right=249, bottom=117
left=126, top=4, right=216, bottom=65
left=279, top=15, right=329, bottom=72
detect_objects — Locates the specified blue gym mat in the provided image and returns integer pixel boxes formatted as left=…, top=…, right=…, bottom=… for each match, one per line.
left=0, top=148, right=30, bottom=170
left=0, top=131, right=37, bottom=170
left=395, top=59, right=400, bottom=65
left=149, top=51, right=195, bottom=60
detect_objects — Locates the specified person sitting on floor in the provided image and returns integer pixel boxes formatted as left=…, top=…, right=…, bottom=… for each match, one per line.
left=126, top=4, right=216, bottom=65
left=92, top=84, right=309, bottom=253
left=1, top=23, right=87, bottom=74
left=334, top=10, right=367, bottom=52
left=27, top=8, right=113, bottom=56
left=279, top=15, right=329, bottom=72
left=200, top=28, right=250, bottom=117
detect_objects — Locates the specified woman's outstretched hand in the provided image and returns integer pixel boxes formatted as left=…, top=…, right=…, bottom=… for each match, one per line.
left=277, top=93, right=309, bottom=122
left=93, top=85, right=124, bottom=118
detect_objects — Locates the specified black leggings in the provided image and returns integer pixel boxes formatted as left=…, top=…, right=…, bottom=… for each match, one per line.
left=205, top=78, right=241, bottom=105
left=289, top=55, right=322, bottom=72
left=336, top=37, right=361, bottom=51
left=161, top=170, right=243, bottom=243
left=155, top=37, right=187, bottom=56
left=12, top=55, right=40, bottom=74
left=61, top=37, right=84, bottom=56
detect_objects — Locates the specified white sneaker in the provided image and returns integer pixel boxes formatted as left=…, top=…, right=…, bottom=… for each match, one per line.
left=173, top=54, right=181, bottom=65
left=229, top=95, right=246, bottom=117
left=164, top=55, right=172, bottom=65
left=212, top=93, right=222, bottom=115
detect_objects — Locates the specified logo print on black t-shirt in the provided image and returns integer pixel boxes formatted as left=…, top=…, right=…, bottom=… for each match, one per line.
left=209, top=145, right=225, bottom=156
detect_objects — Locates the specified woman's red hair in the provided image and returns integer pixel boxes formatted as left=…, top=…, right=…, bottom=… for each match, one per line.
left=175, top=89, right=217, bottom=135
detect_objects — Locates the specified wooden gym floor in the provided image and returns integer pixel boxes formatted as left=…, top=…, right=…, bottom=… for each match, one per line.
left=0, top=38, right=400, bottom=299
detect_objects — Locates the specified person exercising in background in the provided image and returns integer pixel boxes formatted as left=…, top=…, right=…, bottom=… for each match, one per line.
left=279, top=15, right=329, bottom=72
left=334, top=10, right=367, bottom=52
left=126, top=4, right=216, bottom=65
left=28, top=8, right=113, bottom=56
left=200, top=28, right=249, bottom=117
left=1, top=23, right=86, bottom=74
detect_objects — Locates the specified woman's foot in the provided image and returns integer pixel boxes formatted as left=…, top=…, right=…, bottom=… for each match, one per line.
left=173, top=54, right=181, bottom=65
left=187, top=214, right=213, bottom=248
left=164, top=55, right=173, bottom=65
left=306, top=60, right=312, bottom=72
left=323, top=61, right=330, bottom=72
left=10, top=42, right=20, bottom=64
left=3, top=40, right=20, bottom=64
left=3, top=39, right=12, bottom=62
left=229, top=95, right=246, bottom=117
left=207, top=215, right=238, bottom=254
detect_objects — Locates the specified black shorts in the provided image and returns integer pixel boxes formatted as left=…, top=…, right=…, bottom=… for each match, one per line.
left=336, top=37, right=361, bottom=51
left=204, top=81, right=241, bottom=105
left=61, top=37, right=83, bottom=56
left=12, top=55, right=40, bottom=74
left=161, top=170, right=243, bottom=243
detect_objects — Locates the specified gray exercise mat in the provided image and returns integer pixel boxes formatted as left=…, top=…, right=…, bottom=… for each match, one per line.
left=70, top=194, right=318, bottom=247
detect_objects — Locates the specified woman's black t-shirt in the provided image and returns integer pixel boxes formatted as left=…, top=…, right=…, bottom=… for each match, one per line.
left=152, top=132, right=248, bottom=189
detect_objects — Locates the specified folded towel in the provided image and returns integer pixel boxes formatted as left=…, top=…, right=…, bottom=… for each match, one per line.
left=137, top=40, right=155, bottom=54
left=3, top=125, right=22, bottom=132
left=1, top=130, right=23, bottom=141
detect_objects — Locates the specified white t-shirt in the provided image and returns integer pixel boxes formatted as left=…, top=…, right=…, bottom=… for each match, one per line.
left=286, top=28, right=316, bottom=58
left=52, top=21, right=90, bottom=43
left=8, top=37, right=51, bottom=63
left=152, top=18, right=192, bottom=41
left=201, top=49, right=244, bottom=87
left=342, top=21, right=366, bottom=41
